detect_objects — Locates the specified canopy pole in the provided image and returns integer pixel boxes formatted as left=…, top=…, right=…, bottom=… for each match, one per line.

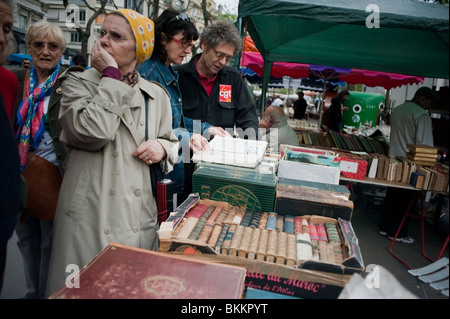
left=382, top=89, right=390, bottom=124
left=261, top=57, right=273, bottom=117
left=239, top=18, right=248, bottom=77
left=318, top=80, right=327, bottom=131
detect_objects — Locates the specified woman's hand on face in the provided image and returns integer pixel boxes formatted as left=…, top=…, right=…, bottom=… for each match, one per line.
left=91, top=39, right=118, bottom=73
left=132, top=139, right=166, bottom=165
left=189, top=133, right=210, bottom=153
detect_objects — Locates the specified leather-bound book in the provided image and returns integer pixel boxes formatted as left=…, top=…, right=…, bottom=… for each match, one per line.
left=49, top=243, right=246, bottom=299
left=275, top=183, right=354, bottom=220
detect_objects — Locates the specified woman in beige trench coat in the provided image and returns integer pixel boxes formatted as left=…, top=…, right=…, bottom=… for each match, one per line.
left=45, top=9, right=178, bottom=297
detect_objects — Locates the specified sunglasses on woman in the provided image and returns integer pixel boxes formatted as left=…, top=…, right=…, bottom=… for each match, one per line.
left=167, top=12, right=191, bottom=24
left=170, top=36, right=195, bottom=50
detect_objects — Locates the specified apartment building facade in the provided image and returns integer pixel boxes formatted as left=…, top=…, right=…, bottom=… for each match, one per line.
left=10, top=0, right=218, bottom=66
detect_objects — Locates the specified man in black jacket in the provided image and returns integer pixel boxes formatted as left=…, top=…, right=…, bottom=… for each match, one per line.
left=176, top=21, right=258, bottom=138
left=175, top=21, right=259, bottom=200
left=328, top=90, right=349, bottom=132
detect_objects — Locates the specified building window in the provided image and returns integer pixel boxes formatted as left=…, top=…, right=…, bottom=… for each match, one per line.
left=125, top=0, right=143, bottom=14
left=19, top=14, right=27, bottom=30
left=79, top=9, right=86, bottom=22
left=71, top=32, right=81, bottom=43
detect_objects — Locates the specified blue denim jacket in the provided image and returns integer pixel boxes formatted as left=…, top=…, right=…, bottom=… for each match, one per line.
left=138, top=57, right=191, bottom=193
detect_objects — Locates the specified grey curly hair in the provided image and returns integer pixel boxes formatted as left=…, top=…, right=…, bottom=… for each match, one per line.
left=200, top=21, right=242, bottom=56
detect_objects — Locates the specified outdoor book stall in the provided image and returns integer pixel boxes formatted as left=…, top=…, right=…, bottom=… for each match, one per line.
left=154, top=137, right=366, bottom=299
left=48, top=135, right=447, bottom=299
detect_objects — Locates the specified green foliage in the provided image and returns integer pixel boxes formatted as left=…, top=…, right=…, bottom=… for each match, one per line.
left=215, top=12, right=237, bottom=23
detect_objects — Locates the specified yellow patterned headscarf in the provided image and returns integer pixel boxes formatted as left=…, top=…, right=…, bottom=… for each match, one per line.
left=110, top=9, right=154, bottom=63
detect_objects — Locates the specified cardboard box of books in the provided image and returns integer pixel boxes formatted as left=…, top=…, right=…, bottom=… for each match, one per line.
left=192, top=136, right=268, bottom=169
left=338, top=151, right=369, bottom=180
left=158, top=194, right=364, bottom=298
left=277, top=144, right=341, bottom=185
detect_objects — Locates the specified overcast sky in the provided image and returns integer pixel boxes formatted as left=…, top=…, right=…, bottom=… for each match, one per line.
left=215, top=0, right=239, bottom=14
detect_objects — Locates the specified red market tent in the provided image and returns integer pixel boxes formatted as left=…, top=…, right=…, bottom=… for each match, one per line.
left=242, top=51, right=424, bottom=91
left=238, top=0, right=449, bottom=125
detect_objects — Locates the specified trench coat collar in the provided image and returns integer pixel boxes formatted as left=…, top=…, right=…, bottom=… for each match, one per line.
left=72, top=67, right=166, bottom=146
left=75, top=67, right=161, bottom=102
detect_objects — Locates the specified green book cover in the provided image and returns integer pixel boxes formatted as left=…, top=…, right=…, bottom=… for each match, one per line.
left=193, top=164, right=276, bottom=212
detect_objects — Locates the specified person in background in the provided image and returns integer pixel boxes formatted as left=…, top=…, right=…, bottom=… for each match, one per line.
left=45, top=9, right=178, bottom=297
left=259, top=105, right=299, bottom=152
left=271, top=95, right=284, bottom=107
left=379, top=86, right=438, bottom=244
left=175, top=21, right=257, bottom=200
left=71, top=53, right=87, bottom=68
left=0, top=0, right=17, bottom=121
left=137, top=8, right=204, bottom=200
left=11, top=20, right=67, bottom=299
left=21, top=58, right=30, bottom=69
left=328, top=89, right=349, bottom=132
left=0, top=0, right=21, bottom=295
left=293, top=90, right=307, bottom=119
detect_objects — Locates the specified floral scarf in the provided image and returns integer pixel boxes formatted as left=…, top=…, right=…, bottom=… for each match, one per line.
left=121, top=69, right=138, bottom=87
left=15, top=65, right=60, bottom=170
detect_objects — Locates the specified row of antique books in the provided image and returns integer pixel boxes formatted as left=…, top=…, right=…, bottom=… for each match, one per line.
left=367, top=154, right=448, bottom=191
left=298, top=134, right=448, bottom=192
left=342, top=145, right=448, bottom=192
left=405, top=144, right=448, bottom=192
left=168, top=203, right=349, bottom=266
left=299, top=130, right=389, bottom=155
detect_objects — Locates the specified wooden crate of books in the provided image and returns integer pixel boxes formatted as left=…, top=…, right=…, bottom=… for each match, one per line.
left=158, top=195, right=363, bottom=273
left=158, top=195, right=364, bottom=299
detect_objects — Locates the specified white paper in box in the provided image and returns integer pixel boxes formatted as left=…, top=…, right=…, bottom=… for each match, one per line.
left=277, top=160, right=340, bottom=185
left=192, top=136, right=268, bottom=168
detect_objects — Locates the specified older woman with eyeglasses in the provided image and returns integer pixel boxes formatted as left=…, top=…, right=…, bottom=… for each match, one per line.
left=11, top=20, right=67, bottom=299
left=44, top=9, right=178, bottom=297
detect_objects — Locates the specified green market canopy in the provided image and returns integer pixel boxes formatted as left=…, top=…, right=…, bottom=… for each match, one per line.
left=238, top=0, right=449, bottom=112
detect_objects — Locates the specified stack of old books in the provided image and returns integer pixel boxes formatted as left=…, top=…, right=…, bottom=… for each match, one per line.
left=406, top=144, right=438, bottom=166
left=404, top=144, right=448, bottom=192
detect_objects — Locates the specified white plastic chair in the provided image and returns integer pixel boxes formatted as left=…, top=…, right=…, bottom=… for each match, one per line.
left=408, top=257, right=449, bottom=297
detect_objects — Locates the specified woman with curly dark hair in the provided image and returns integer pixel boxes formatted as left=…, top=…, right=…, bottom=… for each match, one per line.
left=138, top=8, right=208, bottom=201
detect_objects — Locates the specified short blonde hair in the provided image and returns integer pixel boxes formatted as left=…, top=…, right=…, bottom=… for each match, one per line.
left=25, top=20, right=66, bottom=52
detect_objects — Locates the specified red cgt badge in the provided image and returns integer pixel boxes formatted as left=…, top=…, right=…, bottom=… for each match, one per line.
left=219, top=84, right=232, bottom=102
